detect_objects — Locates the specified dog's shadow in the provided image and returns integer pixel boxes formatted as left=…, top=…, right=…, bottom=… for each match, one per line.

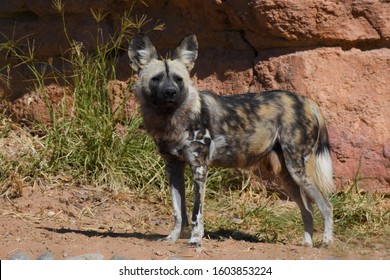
left=205, top=229, right=264, bottom=243
left=41, top=227, right=267, bottom=244
left=40, top=227, right=165, bottom=241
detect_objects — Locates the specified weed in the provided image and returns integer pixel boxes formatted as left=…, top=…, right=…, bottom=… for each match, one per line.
left=332, top=186, right=390, bottom=243
left=1, top=0, right=167, bottom=194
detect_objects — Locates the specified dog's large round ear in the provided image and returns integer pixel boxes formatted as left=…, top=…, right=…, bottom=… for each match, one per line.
left=128, top=34, right=158, bottom=72
left=174, top=34, right=198, bottom=71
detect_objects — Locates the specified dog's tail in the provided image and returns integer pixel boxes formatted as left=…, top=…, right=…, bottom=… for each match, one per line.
left=311, top=103, right=335, bottom=195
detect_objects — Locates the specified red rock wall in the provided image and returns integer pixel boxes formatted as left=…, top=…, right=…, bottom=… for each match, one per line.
left=1, top=0, right=389, bottom=192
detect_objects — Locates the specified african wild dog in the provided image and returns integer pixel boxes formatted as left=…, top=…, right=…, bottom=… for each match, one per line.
left=128, top=34, right=335, bottom=247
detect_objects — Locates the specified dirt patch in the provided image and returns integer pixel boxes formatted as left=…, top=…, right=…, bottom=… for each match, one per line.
left=1, top=184, right=389, bottom=260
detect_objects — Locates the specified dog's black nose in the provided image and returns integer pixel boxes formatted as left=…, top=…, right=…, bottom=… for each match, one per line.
left=164, top=88, right=177, bottom=97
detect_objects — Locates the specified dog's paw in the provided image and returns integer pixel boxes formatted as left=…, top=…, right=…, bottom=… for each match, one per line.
left=188, top=241, right=202, bottom=247
left=322, top=233, right=333, bottom=247
left=188, top=236, right=202, bottom=247
left=320, top=237, right=333, bottom=248
left=160, top=228, right=182, bottom=243
left=301, top=232, right=313, bottom=247
left=160, top=235, right=178, bottom=243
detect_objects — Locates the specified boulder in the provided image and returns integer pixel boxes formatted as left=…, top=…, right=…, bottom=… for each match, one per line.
left=254, top=47, right=390, bottom=192
left=1, top=0, right=389, bottom=192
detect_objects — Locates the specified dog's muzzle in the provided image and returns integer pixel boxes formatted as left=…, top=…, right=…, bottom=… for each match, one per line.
left=163, top=87, right=177, bottom=98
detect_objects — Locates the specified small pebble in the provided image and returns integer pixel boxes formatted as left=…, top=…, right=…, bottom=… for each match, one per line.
left=37, top=252, right=55, bottom=260
left=111, top=255, right=127, bottom=260
left=47, top=211, right=56, bottom=217
left=154, top=250, right=163, bottom=256
left=9, top=252, right=32, bottom=260
left=66, top=253, right=104, bottom=260
left=168, top=256, right=184, bottom=260
left=111, top=255, right=137, bottom=260
left=230, top=217, right=243, bottom=224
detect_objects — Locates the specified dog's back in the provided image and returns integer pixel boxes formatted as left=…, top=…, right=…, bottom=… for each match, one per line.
left=200, top=90, right=332, bottom=176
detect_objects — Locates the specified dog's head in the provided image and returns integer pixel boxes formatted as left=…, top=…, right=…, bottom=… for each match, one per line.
left=128, top=34, right=198, bottom=113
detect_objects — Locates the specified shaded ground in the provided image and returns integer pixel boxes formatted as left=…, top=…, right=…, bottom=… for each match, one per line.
left=1, top=184, right=389, bottom=260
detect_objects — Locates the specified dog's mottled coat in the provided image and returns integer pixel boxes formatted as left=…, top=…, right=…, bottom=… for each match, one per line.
left=128, top=34, right=335, bottom=247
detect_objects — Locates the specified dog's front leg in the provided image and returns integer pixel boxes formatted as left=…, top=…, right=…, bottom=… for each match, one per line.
left=188, top=164, right=208, bottom=246
left=163, top=158, right=188, bottom=242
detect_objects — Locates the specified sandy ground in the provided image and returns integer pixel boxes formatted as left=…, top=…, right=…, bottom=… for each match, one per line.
left=1, top=184, right=389, bottom=260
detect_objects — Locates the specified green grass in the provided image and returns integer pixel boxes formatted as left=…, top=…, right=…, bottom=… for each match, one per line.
left=1, top=0, right=167, bottom=193
left=332, top=187, right=390, bottom=243
left=0, top=0, right=389, bottom=248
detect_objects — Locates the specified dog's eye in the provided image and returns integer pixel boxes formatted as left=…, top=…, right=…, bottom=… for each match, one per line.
left=151, top=74, right=163, bottom=83
left=173, top=75, right=183, bottom=85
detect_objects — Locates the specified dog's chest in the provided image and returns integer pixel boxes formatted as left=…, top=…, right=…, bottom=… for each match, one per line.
left=156, top=128, right=219, bottom=166
left=157, top=129, right=253, bottom=171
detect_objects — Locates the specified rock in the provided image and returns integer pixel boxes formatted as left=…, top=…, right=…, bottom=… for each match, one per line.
left=6, top=84, right=73, bottom=125
left=168, top=256, right=184, bottom=260
left=384, top=145, right=390, bottom=160
left=7, top=81, right=136, bottom=125
left=9, top=252, right=32, bottom=260
left=230, top=217, right=243, bottom=225
left=47, top=211, right=56, bottom=217
left=243, top=0, right=384, bottom=47
left=111, top=255, right=138, bottom=260
left=66, top=253, right=104, bottom=260
left=110, top=255, right=127, bottom=260
left=153, top=250, right=163, bottom=256
left=37, top=252, right=55, bottom=260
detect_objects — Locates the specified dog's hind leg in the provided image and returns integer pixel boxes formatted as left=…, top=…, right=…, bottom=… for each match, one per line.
left=282, top=152, right=333, bottom=246
left=291, top=174, right=333, bottom=246
left=281, top=175, right=314, bottom=246
left=163, top=158, right=188, bottom=242
left=277, top=152, right=315, bottom=246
